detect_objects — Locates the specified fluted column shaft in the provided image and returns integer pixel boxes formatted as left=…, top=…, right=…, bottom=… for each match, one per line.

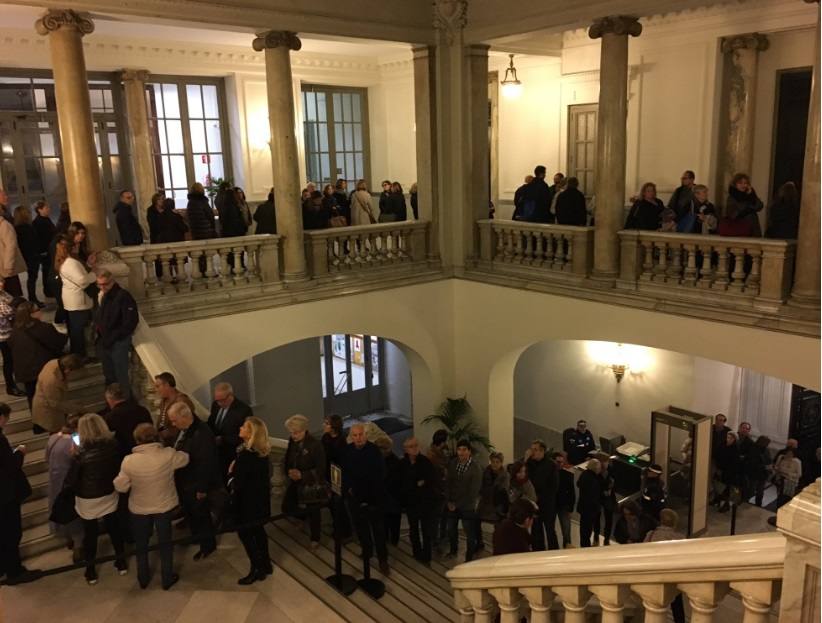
left=36, top=10, right=107, bottom=250
left=589, top=16, right=642, bottom=280
left=413, top=46, right=440, bottom=261
left=253, top=30, right=306, bottom=281
left=121, top=69, right=154, bottom=235
left=790, top=4, right=820, bottom=308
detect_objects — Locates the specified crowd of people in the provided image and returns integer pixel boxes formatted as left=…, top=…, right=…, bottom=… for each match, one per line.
left=300, top=179, right=418, bottom=231
left=510, top=166, right=801, bottom=240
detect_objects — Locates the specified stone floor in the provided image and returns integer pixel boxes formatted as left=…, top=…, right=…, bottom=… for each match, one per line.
left=0, top=533, right=343, bottom=623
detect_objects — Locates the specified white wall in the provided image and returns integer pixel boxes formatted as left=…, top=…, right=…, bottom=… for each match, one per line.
left=384, top=339, right=412, bottom=417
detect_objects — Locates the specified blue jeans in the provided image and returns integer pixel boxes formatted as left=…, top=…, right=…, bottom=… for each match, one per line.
left=447, top=508, right=479, bottom=561
left=66, top=309, right=92, bottom=356
left=131, top=510, right=174, bottom=587
left=100, top=336, right=131, bottom=396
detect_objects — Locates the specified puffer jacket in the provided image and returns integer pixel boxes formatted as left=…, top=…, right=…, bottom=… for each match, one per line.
left=185, top=192, right=217, bottom=240
left=70, top=438, right=121, bottom=499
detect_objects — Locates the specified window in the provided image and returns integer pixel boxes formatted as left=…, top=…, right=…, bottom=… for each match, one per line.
left=319, top=334, right=382, bottom=399
left=146, top=77, right=231, bottom=209
left=301, top=85, right=369, bottom=187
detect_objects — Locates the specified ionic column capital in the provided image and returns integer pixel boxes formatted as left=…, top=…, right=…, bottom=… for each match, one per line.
left=120, top=69, right=151, bottom=83
left=433, top=0, right=468, bottom=45
left=721, top=32, right=769, bottom=54
left=588, top=15, right=642, bottom=39
left=252, top=30, right=301, bottom=52
left=35, top=9, right=94, bottom=36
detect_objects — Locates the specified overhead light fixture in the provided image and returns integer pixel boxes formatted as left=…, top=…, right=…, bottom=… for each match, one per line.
left=500, top=53, right=523, bottom=98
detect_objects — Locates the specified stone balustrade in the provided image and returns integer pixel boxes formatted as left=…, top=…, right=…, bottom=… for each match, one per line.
left=476, top=219, right=594, bottom=281
left=448, top=532, right=786, bottom=622
left=304, top=220, right=430, bottom=278
left=113, top=234, right=282, bottom=300
left=618, top=230, right=796, bottom=310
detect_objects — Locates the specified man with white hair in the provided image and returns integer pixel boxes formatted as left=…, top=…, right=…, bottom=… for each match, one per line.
left=95, top=269, right=138, bottom=396
left=207, top=381, right=253, bottom=482
left=169, top=402, right=219, bottom=560
left=343, top=423, right=390, bottom=575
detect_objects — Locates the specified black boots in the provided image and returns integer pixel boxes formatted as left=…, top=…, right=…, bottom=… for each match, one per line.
left=237, top=568, right=267, bottom=585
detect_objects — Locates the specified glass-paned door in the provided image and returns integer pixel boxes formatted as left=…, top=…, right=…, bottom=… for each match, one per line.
left=567, top=103, right=598, bottom=199
left=320, top=333, right=385, bottom=417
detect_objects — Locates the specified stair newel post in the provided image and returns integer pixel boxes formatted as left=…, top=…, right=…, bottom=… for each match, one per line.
left=324, top=463, right=357, bottom=596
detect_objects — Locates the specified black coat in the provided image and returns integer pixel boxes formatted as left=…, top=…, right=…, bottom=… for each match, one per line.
left=556, top=467, right=576, bottom=510
left=576, top=469, right=602, bottom=514
left=668, top=185, right=695, bottom=218
left=399, top=453, right=439, bottom=508
left=599, top=466, right=617, bottom=511
left=384, top=452, right=403, bottom=513
left=208, top=397, right=253, bottom=474
left=613, top=514, right=657, bottom=544
left=303, top=201, right=330, bottom=230
left=216, top=190, right=247, bottom=237
left=746, top=444, right=771, bottom=481
left=717, top=443, right=742, bottom=486
left=0, top=428, right=30, bottom=505
left=555, top=188, right=588, bottom=226
left=69, top=438, right=121, bottom=499
left=174, top=417, right=220, bottom=494
left=32, top=215, right=56, bottom=256
left=520, top=179, right=554, bottom=223
left=114, top=201, right=144, bottom=246
left=147, top=207, right=188, bottom=244
left=15, top=223, right=38, bottom=262
left=332, top=191, right=351, bottom=224
left=284, top=433, right=326, bottom=491
left=382, top=193, right=407, bottom=222
left=565, top=429, right=596, bottom=465
left=186, top=192, right=217, bottom=240
left=102, top=399, right=152, bottom=458
left=625, top=198, right=664, bottom=230
left=95, top=283, right=138, bottom=348
left=711, top=425, right=731, bottom=462
left=492, top=519, right=531, bottom=555
left=526, top=456, right=558, bottom=510
left=409, top=192, right=418, bottom=220
left=321, top=432, right=347, bottom=480
left=232, top=448, right=271, bottom=521
left=253, top=200, right=277, bottom=235
left=342, top=441, right=385, bottom=504
left=8, top=320, right=67, bottom=383
left=765, top=196, right=800, bottom=239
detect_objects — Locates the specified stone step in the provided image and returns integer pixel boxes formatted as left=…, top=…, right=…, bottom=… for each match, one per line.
left=7, top=428, right=49, bottom=453
left=7, top=399, right=106, bottom=437
left=19, top=522, right=65, bottom=560
left=27, top=470, right=50, bottom=502
left=21, top=496, right=49, bottom=530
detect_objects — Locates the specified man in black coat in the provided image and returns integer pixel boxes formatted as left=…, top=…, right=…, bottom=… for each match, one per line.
left=343, top=423, right=389, bottom=575
left=399, top=437, right=439, bottom=564
left=668, top=170, right=696, bottom=219
left=520, top=166, right=554, bottom=224
left=526, top=439, right=560, bottom=550
left=169, top=402, right=220, bottom=559
left=208, top=382, right=253, bottom=483
left=0, top=402, right=39, bottom=584
left=95, top=271, right=139, bottom=397
left=555, top=177, right=588, bottom=226
left=101, top=383, right=152, bottom=458
left=32, top=201, right=56, bottom=299
left=113, top=189, right=144, bottom=246
left=511, top=175, right=534, bottom=220
left=253, top=189, right=277, bottom=235
left=553, top=451, right=575, bottom=548
left=577, top=459, right=603, bottom=547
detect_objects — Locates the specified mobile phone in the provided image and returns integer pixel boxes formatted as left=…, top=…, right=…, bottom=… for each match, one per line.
left=71, top=432, right=80, bottom=446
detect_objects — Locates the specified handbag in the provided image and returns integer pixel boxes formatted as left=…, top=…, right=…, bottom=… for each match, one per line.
left=297, top=480, right=329, bottom=507
left=49, top=487, right=78, bottom=524
left=329, top=209, right=348, bottom=228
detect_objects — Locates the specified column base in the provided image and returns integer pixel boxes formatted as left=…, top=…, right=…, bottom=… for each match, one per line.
left=787, top=291, right=821, bottom=310
left=588, top=271, right=618, bottom=288
left=282, top=271, right=311, bottom=285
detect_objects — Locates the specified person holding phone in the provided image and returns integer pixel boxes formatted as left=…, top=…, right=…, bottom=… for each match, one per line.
left=45, top=413, right=82, bottom=562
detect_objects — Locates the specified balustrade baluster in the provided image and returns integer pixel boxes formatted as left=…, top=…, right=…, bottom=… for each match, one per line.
left=543, top=233, right=555, bottom=268
left=640, top=241, right=654, bottom=281
left=678, top=582, right=729, bottom=623
left=204, top=248, right=218, bottom=285
left=378, top=232, right=391, bottom=263
left=463, top=589, right=496, bottom=623
left=631, top=584, right=680, bottom=623
left=697, top=244, right=714, bottom=288
left=653, top=241, right=668, bottom=281
left=590, top=585, right=630, bottom=623
left=729, top=580, right=780, bottom=623
left=503, top=228, right=515, bottom=262
left=519, top=588, right=555, bottom=623
left=552, top=586, right=591, bottom=623
left=454, top=590, right=475, bottom=623
left=397, top=229, right=409, bottom=261
left=667, top=242, right=683, bottom=283
left=495, top=226, right=505, bottom=261
left=530, top=232, right=543, bottom=266
left=682, top=244, right=697, bottom=286
left=217, top=248, right=230, bottom=284
left=190, top=249, right=205, bottom=289
left=523, top=231, right=534, bottom=265
left=563, top=234, right=573, bottom=270
left=160, top=253, right=173, bottom=290
left=746, top=249, right=762, bottom=295
left=247, top=244, right=260, bottom=281
left=365, top=233, right=377, bottom=264
left=488, top=588, right=522, bottom=623
left=235, top=247, right=248, bottom=282
left=351, top=235, right=363, bottom=267
left=713, top=245, right=730, bottom=290
left=728, top=246, right=746, bottom=291
left=513, top=229, right=524, bottom=263
left=144, top=253, right=158, bottom=293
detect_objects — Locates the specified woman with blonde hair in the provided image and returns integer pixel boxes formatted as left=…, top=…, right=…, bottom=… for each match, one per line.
left=185, top=181, right=217, bottom=241
left=350, top=179, right=376, bottom=225
left=67, top=413, right=127, bottom=584
left=230, top=416, right=273, bottom=584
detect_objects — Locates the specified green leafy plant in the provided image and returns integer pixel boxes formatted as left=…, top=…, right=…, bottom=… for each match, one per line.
left=422, top=396, right=493, bottom=454
left=204, top=175, right=234, bottom=198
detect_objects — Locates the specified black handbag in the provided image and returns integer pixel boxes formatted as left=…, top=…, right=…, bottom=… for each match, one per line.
left=49, top=487, right=78, bottom=524
left=297, top=480, right=329, bottom=507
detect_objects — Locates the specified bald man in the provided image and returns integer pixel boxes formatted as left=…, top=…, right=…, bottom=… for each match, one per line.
left=208, top=382, right=253, bottom=482
left=400, top=437, right=439, bottom=564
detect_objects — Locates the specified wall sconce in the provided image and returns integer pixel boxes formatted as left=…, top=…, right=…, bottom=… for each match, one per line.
left=586, top=340, right=650, bottom=383
left=609, top=343, right=629, bottom=383
left=500, top=54, right=523, bottom=98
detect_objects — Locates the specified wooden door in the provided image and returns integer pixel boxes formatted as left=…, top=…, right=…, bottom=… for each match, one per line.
left=567, top=104, right=598, bottom=199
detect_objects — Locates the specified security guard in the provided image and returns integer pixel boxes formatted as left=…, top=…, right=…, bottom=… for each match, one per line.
left=641, top=463, right=667, bottom=520
left=565, top=420, right=596, bottom=465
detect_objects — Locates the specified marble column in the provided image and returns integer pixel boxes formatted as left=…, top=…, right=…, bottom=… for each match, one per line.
left=589, top=15, right=642, bottom=281
left=790, top=2, right=820, bottom=309
left=35, top=9, right=108, bottom=250
left=466, top=44, right=491, bottom=263
left=120, top=69, right=154, bottom=236
left=720, top=33, right=769, bottom=192
left=252, top=30, right=306, bottom=281
left=412, top=46, right=440, bottom=261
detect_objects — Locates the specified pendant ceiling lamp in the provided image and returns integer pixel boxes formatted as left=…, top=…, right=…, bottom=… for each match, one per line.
left=500, top=53, right=523, bottom=98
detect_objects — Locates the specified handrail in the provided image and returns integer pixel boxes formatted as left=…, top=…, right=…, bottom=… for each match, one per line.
left=302, top=219, right=429, bottom=239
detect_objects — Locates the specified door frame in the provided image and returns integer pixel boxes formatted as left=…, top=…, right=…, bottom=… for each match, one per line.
left=567, top=102, right=599, bottom=199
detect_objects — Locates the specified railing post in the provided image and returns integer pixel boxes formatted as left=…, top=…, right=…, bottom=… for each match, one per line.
left=408, top=225, right=428, bottom=262
left=677, top=582, right=730, bottom=623
left=618, top=230, right=641, bottom=283
left=257, top=237, right=282, bottom=283
left=631, top=584, right=679, bottom=623
left=756, top=241, right=795, bottom=311
left=519, top=587, right=555, bottom=623
left=488, top=588, right=522, bottom=623
left=777, top=479, right=820, bottom=623
left=117, top=250, right=147, bottom=300
left=478, top=220, right=493, bottom=265
left=308, top=234, right=330, bottom=277
left=553, top=586, right=591, bottom=623
left=729, top=580, right=781, bottom=623
left=572, top=227, right=593, bottom=276
left=589, top=584, right=630, bottom=623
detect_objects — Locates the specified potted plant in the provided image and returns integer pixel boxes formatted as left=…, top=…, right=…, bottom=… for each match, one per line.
left=422, top=397, right=493, bottom=454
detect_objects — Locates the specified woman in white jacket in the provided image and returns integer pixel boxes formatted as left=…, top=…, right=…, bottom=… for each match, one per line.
left=350, top=179, right=376, bottom=226
left=114, top=423, right=189, bottom=590
left=55, top=236, right=96, bottom=357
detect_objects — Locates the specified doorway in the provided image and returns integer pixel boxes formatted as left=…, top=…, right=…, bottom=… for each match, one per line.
left=567, top=103, right=598, bottom=200
left=320, top=334, right=386, bottom=417
left=770, top=68, right=812, bottom=200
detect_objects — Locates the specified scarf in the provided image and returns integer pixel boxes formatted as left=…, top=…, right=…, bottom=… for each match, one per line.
left=728, top=185, right=760, bottom=206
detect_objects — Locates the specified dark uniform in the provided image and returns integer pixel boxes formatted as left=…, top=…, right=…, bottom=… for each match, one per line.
left=641, top=473, right=667, bottom=521
left=566, top=429, right=596, bottom=465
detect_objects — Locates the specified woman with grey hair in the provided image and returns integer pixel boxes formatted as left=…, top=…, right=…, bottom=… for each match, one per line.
left=282, top=414, right=327, bottom=547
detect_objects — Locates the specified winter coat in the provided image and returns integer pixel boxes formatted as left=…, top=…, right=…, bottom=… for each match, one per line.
left=384, top=452, right=403, bottom=513
left=147, top=206, right=188, bottom=244
left=284, top=433, right=327, bottom=497
left=478, top=466, right=510, bottom=521
left=380, top=193, right=407, bottom=222
left=668, top=185, right=695, bottom=219
left=0, top=427, right=30, bottom=505
left=59, top=257, right=95, bottom=311
left=351, top=190, right=376, bottom=226
left=0, top=218, right=25, bottom=278
left=302, top=201, right=330, bottom=230
left=765, top=195, right=800, bottom=239
left=492, top=518, right=531, bottom=555
left=253, top=200, right=277, bottom=235
left=555, top=187, right=588, bottom=226
left=8, top=320, right=67, bottom=383
left=526, top=456, right=558, bottom=510
left=186, top=192, right=217, bottom=240
left=576, top=469, right=602, bottom=514
left=32, top=358, right=74, bottom=433
left=15, top=223, right=38, bottom=263
left=102, top=399, right=153, bottom=458
left=333, top=190, right=351, bottom=224
left=725, top=185, right=764, bottom=237
left=114, top=442, right=189, bottom=515
left=95, top=283, right=138, bottom=348
left=625, top=198, right=664, bottom=231
left=446, top=457, right=483, bottom=512
left=113, top=201, right=144, bottom=246
left=556, top=467, right=576, bottom=510
left=507, top=476, right=537, bottom=507
left=68, top=438, right=121, bottom=500
left=342, top=441, right=384, bottom=504
left=32, top=214, right=56, bottom=256
left=716, top=442, right=742, bottom=487
left=520, top=178, right=554, bottom=223
left=173, top=417, right=220, bottom=495
left=613, top=513, right=657, bottom=544
left=399, top=453, right=439, bottom=508
left=321, top=432, right=347, bottom=480
left=231, top=448, right=271, bottom=521
left=216, top=189, right=247, bottom=237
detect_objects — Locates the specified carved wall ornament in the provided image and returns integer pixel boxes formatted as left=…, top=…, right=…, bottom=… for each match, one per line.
left=588, top=15, right=643, bottom=39
left=433, top=0, right=468, bottom=45
left=119, top=69, right=151, bottom=83
left=252, top=30, right=301, bottom=52
left=720, top=33, right=770, bottom=54
left=35, top=9, right=95, bottom=36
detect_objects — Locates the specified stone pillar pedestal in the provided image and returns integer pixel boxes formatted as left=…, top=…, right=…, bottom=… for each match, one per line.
left=120, top=69, right=155, bottom=236
left=790, top=3, right=820, bottom=309
left=35, top=9, right=108, bottom=250
left=589, top=15, right=642, bottom=281
left=413, top=46, right=440, bottom=262
left=777, top=479, right=821, bottom=622
left=253, top=31, right=306, bottom=282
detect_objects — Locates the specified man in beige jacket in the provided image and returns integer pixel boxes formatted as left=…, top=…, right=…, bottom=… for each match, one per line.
left=31, top=354, right=83, bottom=434
left=0, top=189, right=24, bottom=296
